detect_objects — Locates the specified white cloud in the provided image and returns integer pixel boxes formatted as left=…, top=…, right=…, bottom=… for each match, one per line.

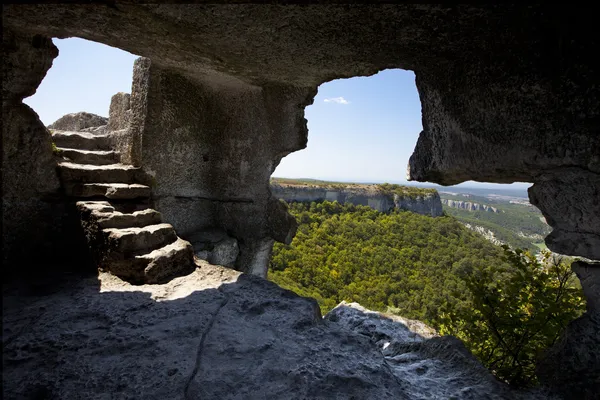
left=323, top=96, right=350, bottom=105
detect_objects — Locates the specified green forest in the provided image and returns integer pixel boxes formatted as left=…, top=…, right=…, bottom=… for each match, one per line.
left=269, top=200, right=585, bottom=387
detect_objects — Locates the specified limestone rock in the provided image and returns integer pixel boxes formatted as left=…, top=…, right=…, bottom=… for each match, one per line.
left=107, top=92, right=131, bottom=131
left=394, top=192, right=443, bottom=217
left=188, top=228, right=240, bottom=268
left=2, top=28, right=57, bottom=102
left=51, top=130, right=113, bottom=150
left=529, top=170, right=600, bottom=260
left=462, top=223, right=505, bottom=247
left=76, top=201, right=195, bottom=284
left=2, top=268, right=551, bottom=399
left=79, top=125, right=108, bottom=135
left=48, top=112, right=108, bottom=132
left=128, top=58, right=307, bottom=276
left=2, top=28, right=70, bottom=277
left=107, top=92, right=134, bottom=164
left=271, top=183, right=444, bottom=217
left=325, top=302, right=438, bottom=344
left=3, top=4, right=600, bottom=264
left=441, top=199, right=501, bottom=213
left=325, top=302, right=551, bottom=400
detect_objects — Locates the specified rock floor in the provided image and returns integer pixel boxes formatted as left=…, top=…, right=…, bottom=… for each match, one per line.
left=2, top=262, right=556, bottom=400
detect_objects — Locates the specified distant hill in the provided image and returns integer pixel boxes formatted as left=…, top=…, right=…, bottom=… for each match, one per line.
left=270, top=178, right=443, bottom=217
left=271, top=177, right=549, bottom=252
left=438, top=192, right=551, bottom=251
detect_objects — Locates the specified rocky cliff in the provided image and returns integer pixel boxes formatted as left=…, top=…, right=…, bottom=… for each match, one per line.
left=271, top=182, right=444, bottom=217
left=441, top=199, right=501, bottom=213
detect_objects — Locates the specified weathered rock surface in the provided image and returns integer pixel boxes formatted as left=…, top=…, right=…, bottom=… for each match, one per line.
left=271, top=183, right=444, bottom=217
left=51, top=119, right=195, bottom=284
left=51, top=130, right=113, bottom=150
left=2, top=267, right=552, bottom=400
left=1, top=28, right=72, bottom=277
left=57, top=148, right=118, bottom=165
left=529, top=170, right=600, bottom=260
left=188, top=229, right=240, bottom=268
left=48, top=111, right=107, bottom=132
left=325, top=302, right=438, bottom=344
left=4, top=5, right=599, bottom=264
left=128, top=58, right=309, bottom=277
left=442, top=198, right=500, bottom=213
left=77, top=201, right=194, bottom=284
left=107, top=92, right=134, bottom=164
left=2, top=6, right=600, bottom=398
left=107, top=92, right=131, bottom=131
left=325, top=303, right=553, bottom=400
left=536, top=261, right=600, bottom=400
left=79, top=125, right=108, bottom=135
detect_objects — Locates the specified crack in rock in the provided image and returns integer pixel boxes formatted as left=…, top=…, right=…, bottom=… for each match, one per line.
left=184, top=289, right=230, bottom=399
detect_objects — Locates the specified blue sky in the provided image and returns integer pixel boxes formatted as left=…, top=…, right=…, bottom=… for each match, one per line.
left=25, top=38, right=530, bottom=191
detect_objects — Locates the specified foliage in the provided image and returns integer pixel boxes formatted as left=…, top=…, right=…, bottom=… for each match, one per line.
left=451, top=213, right=537, bottom=250
left=51, top=141, right=62, bottom=156
left=270, top=178, right=436, bottom=198
left=377, top=182, right=437, bottom=199
left=270, top=201, right=506, bottom=320
left=438, top=247, right=585, bottom=387
left=269, top=201, right=585, bottom=387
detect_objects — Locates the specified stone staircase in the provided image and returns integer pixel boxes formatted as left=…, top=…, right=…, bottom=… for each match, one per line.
left=52, top=129, right=195, bottom=284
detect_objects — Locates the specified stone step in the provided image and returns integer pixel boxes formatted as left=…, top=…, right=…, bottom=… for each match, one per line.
left=103, top=223, right=177, bottom=254
left=76, top=200, right=115, bottom=214
left=137, top=238, right=195, bottom=284
left=66, top=183, right=151, bottom=199
left=58, top=147, right=118, bottom=165
left=106, top=237, right=194, bottom=284
left=58, top=162, right=139, bottom=184
left=96, top=209, right=163, bottom=230
left=51, top=130, right=113, bottom=151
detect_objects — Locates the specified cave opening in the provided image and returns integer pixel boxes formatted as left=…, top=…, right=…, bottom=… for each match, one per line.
left=24, top=37, right=138, bottom=128
left=6, top=30, right=589, bottom=393
left=268, top=70, right=584, bottom=388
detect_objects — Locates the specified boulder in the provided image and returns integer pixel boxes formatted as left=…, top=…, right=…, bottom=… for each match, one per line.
left=48, top=112, right=108, bottom=132
left=188, top=228, right=239, bottom=268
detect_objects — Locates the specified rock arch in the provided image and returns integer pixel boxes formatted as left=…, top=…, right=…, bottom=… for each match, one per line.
left=2, top=5, right=599, bottom=396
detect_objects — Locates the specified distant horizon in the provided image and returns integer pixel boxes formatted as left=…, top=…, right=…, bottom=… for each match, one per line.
left=271, top=175, right=532, bottom=197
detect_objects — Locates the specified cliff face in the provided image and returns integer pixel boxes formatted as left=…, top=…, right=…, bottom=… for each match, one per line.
left=441, top=199, right=500, bottom=213
left=271, top=183, right=444, bottom=217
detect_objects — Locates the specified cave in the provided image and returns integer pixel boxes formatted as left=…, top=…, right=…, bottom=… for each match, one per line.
left=2, top=4, right=599, bottom=399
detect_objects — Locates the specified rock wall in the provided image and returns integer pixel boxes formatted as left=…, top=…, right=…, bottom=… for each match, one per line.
left=107, top=92, right=133, bottom=164
left=441, top=199, right=500, bottom=213
left=2, top=6, right=600, bottom=397
left=1, top=28, right=89, bottom=278
left=529, top=170, right=600, bottom=260
left=3, top=4, right=599, bottom=263
left=129, top=58, right=312, bottom=277
left=271, top=184, right=444, bottom=217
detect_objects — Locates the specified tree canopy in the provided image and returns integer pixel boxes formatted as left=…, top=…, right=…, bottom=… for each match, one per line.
left=269, top=200, right=585, bottom=386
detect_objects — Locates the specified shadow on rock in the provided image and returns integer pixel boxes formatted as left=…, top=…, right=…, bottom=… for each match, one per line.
left=3, top=264, right=554, bottom=400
